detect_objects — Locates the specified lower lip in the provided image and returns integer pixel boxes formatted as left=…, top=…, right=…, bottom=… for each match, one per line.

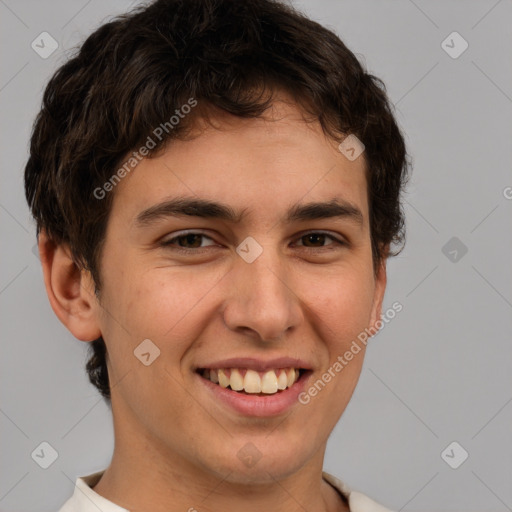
left=196, top=370, right=312, bottom=417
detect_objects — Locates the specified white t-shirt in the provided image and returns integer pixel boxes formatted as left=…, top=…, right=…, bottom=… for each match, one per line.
left=57, top=469, right=394, bottom=511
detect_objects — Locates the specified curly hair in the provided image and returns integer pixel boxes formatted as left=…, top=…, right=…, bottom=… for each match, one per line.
left=24, top=0, right=411, bottom=403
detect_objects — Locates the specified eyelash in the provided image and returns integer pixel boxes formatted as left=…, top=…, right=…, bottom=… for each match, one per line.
left=160, top=230, right=347, bottom=254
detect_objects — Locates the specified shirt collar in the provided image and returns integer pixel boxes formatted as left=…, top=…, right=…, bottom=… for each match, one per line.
left=323, top=471, right=395, bottom=512
left=63, top=470, right=129, bottom=512
left=63, top=469, right=393, bottom=512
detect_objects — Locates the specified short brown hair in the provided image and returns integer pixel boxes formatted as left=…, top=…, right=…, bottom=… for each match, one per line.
left=24, top=0, right=411, bottom=403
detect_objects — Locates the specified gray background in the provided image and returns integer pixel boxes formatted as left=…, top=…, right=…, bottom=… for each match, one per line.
left=1, top=0, right=511, bottom=510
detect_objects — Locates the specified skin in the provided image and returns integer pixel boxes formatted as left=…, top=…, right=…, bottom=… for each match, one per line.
left=39, top=97, right=387, bottom=512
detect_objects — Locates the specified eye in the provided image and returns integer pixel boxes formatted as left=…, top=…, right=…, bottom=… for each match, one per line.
left=159, top=230, right=346, bottom=254
left=294, top=231, right=345, bottom=250
left=160, top=231, right=217, bottom=251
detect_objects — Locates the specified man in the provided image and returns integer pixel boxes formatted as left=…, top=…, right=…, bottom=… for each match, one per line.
left=25, top=0, right=410, bottom=510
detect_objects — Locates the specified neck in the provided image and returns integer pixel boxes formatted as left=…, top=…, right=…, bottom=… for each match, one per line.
left=92, top=395, right=350, bottom=512
left=92, top=432, right=348, bottom=512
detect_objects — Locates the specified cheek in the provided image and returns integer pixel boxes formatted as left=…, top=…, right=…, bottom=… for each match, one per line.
left=114, top=266, right=227, bottom=351
left=306, top=265, right=376, bottom=348
left=98, top=269, right=211, bottom=423
left=294, top=269, right=374, bottom=436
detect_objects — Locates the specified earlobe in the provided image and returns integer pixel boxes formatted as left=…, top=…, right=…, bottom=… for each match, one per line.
left=368, top=252, right=388, bottom=332
left=38, top=230, right=102, bottom=342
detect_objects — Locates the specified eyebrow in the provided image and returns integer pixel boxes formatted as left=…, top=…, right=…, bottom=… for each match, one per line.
left=135, top=196, right=364, bottom=228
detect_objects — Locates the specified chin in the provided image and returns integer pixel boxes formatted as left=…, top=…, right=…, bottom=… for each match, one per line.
left=202, top=441, right=311, bottom=485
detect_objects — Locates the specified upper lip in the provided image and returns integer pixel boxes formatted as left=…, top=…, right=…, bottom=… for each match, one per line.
left=195, top=357, right=312, bottom=372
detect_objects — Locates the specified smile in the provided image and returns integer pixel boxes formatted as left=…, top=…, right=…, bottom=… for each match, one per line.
left=197, top=367, right=305, bottom=395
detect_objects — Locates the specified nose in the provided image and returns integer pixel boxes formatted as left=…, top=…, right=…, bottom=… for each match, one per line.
left=222, top=245, right=304, bottom=342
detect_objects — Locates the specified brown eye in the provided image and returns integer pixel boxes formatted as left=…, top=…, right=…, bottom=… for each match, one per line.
left=295, top=232, right=344, bottom=249
left=301, top=233, right=329, bottom=247
left=161, top=231, right=217, bottom=250
left=175, top=233, right=204, bottom=248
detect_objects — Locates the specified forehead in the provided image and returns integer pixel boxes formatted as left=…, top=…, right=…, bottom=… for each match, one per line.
left=110, top=100, right=369, bottom=229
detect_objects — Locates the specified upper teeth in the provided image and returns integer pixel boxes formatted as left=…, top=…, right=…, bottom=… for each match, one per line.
left=203, top=368, right=301, bottom=394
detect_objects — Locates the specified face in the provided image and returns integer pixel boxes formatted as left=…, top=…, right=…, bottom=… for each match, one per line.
left=91, top=99, right=386, bottom=484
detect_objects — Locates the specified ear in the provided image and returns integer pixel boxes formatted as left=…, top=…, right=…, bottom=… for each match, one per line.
left=368, top=245, right=388, bottom=333
left=38, top=229, right=102, bottom=342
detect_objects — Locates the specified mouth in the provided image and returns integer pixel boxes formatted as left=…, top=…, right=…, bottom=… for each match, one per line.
left=196, top=367, right=310, bottom=396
